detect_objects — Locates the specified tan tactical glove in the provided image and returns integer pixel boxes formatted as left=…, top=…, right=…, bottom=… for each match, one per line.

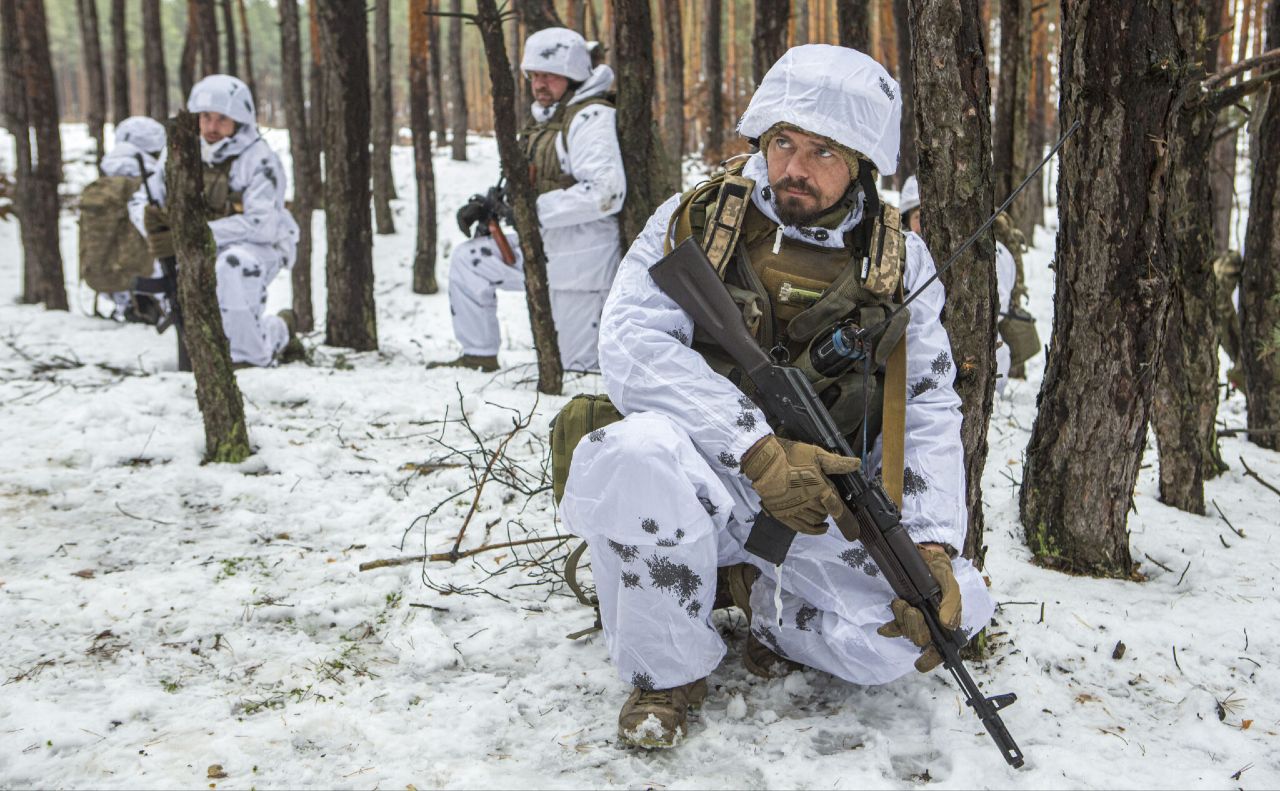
left=144, top=204, right=174, bottom=259
left=740, top=434, right=860, bottom=535
left=876, top=544, right=962, bottom=672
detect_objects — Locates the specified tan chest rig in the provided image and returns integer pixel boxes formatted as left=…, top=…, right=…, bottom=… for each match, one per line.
left=665, top=163, right=912, bottom=504
left=521, top=94, right=615, bottom=196
left=202, top=156, right=244, bottom=220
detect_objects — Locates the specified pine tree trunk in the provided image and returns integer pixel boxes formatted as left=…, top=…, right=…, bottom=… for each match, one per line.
left=837, top=0, right=870, bottom=51
left=909, top=0, right=994, bottom=565
left=109, top=0, right=129, bottom=123
left=236, top=0, right=257, bottom=102
left=615, top=0, right=668, bottom=244
left=752, top=0, right=788, bottom=85
left=1241, top=3, right=1280, bottom=450
left=279, top=0, right=315, bottom=331
left=791, top=0, right=808, bottom=43
left=1020, top=2, right=1048, bottom=238
left=220, top=0, right=237, bottom=77
left=992, top=0, right=1030, bottom=228
left=166, top=110, right=252, bottom=462
left=409, top=0, right=437, bottom=294
left=702, top=0, right=722, bottom=161
left=14, top=0, right=66, bottom=309
left=660, top=0, right=684, bottom=163
left=75, top=0, right=107, bottom=165
left=1021, top=2, right=1195, bottom=575
left=318, top=0, right=377, bottom=351
left=473, top=0, right=562, bottom=395
left=307, top=0, right=323, bottom=208
left=893, top=0, right=915, bottom=187
left=447, top=0, right=467, bottom=161
left=515, top=0, right=563, bottom=30
left=141, top=0, right=167, bottom=119
left=1, top=0, right=36, bottom=303
left=195, top=0, right=220, bottom=75
left=428, top=0, right=446, bottom=149
left=180, top=0, right=196, bottom=98
left=371, top=0, right=395, bottom=235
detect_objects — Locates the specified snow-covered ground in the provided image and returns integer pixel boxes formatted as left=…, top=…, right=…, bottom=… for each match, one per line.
left=1, top=126, right=1278, bottom=789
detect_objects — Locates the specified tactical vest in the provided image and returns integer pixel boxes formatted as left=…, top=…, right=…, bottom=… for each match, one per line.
left=203, top=156, right=244, bottom=219
left=664, top=163, right=912, bottom=503
left=521, top=93, right=615, bottom=196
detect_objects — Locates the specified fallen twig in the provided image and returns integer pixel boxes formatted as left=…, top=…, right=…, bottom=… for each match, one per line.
left=1176, top=561, right=1191, bottom=587
left=1239, top=456, right=1280, bottom=499
left=359, top=535, right=570, bottom=571
left=1212, top=499, right=1245, bottom=538
left=1143, top=553, right=1174, bottom=573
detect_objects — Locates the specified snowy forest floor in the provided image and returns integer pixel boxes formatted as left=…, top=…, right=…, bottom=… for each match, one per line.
left=1, top=127, right=1279, bottom=789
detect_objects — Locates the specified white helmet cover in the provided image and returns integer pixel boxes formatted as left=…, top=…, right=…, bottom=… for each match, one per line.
left=114, top=116, right=167, bottom=155
left=187, top=74, right=256, bottom=126
left=521, top=27, right=592, bottom=83
left=899, top=175, right=920, bottom=213
left=738, top=45, right=902, bottom=176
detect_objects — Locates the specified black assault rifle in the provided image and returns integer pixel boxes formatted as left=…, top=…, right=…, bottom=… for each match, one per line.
left=131, top=153, right=191, bottom=372
left=650, top=238, right=1025, bottom=769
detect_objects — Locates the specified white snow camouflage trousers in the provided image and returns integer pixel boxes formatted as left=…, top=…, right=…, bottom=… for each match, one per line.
left=216, top=243, right=289, bottom=367
left=560, top=411, right=995, bottom=691
left=447, top=235, right=607, bottom=371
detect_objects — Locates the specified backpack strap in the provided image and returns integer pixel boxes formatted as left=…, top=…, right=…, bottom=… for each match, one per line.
left=880, top=332, right=907, bottom=509
left=663, top=162, right=755, bottom=277
left=563, top=540, right=603, bottom=640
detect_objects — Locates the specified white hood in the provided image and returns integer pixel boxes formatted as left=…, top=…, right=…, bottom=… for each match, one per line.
left=530, top=64, right=615, bottom=123
left=738, top=45, right=902, bottom=176
left=187, top=74, right=261, bottom=164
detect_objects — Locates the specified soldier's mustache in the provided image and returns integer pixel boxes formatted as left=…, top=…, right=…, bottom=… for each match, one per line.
left=773, top=177, right=815, bottom=199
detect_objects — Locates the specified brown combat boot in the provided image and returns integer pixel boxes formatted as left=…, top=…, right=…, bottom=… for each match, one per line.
left=617, top=678, right=708, bottom=749
left=277, top=309, right=307, bottom=364
left=724, top=562, right=804, bottom=680
left=426, top=353, right=499, bottom=372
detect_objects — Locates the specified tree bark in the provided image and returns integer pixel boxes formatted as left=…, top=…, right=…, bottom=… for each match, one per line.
left=447, top=0, right=467, bottom=161
left=109, top=0, right=129, bottom=123
left=166, top=110, right=252, bottom=462
left=908, top=0, right=994, bottom=565
left=1020, top=1, right=1049, bottom=238
left=615, top=0, right=671, bottom=244
left=179, top=0, right=196, bottom=98
left=236, top=0, right=257, bottom=102
left=473, top=0, right=562, bottom=395
left=318, top=0, right=377, bottom=351
left=409, top=0, right=437, bottom=294
left=1, top=0, right=35, bottom=303
left=371, top=0, right=395, bottom=234
left=702, top=0, right=723, bottom=161
left=194, top=0, right=220, bottom=76
left=837, top=0, right=870, bottom=51
left=220, top=0, right=237, bottom=77
left=1241, top=2, right=1280, bottom=450
left=752, top=0, right=788, bottom=85
left=428, top=0, right=446, bottom=148
left=307, top=0, right=323, bottom=206
left=279, top=0, right=315, bottom=332
left=992, top=0, right=1030, bottom=229
left=75, top=0, right=107, bottom=165
left=13, top=0, right=66, bottom=309
left=141, top=0, right=167, bottom=119
left=893, top=0, right=915, bottom=187
left=658, top=0, right=684, bottom=164
left=515, top=0, right=563, bottom=31
left=1022, top=2, right=1193, bottom=576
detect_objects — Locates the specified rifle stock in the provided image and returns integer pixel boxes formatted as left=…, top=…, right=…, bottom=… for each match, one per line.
left=649, top=238, right=1024, bottom=768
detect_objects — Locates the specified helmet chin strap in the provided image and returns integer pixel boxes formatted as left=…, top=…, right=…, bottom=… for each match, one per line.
left=856, top=159, right=880, bottom=220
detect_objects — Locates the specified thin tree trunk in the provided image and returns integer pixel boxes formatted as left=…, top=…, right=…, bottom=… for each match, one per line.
left=14, top=0, right=66, bottom=309
left=752, top=0, right=788, bottom=86
left=308, top=0, right=323, bottom=207
left=236, top=0, right=257, bottom=102
left=616, top=0, right=668, bottom=243
left=702, top=0, right=722, bottom=161
left=141, top=0, right=167, bottom=119
left=660, top=0, right=684, bottom=163
left=447, top=0, right=467, bottom=161
left=992, top=0, right=1030, bottom=230
left=1151, top=1, right=1226, bottom=515
left=1020, top=1, right=1048, bottom=238
left=908, top=0, right=994, bottom=565
left=195, top=0, right=219, bottom=76
left=279, top=0, right=315, bottom=331
left=473, top=0, right=562, bottom=395
left=75, top=0, right=107, bottom=165
left=515, top=0, right=563, bottom=30
left=893, top=0, right=915, bottom=186
left=1022, top=2, right=1194, bottom=575
left=318, top=0, right=377, bottom=351
left=166, top=110, right=252, bottom=462
left=220, top=0, right=237, bottom=77
left=372, top=0, right=395, bottom=234
left=409, top=0, right=437, bottom=293
left=109, top=0, right=129, bottom=123
left=837, top=0, right=871, bottom=51
left=428, top=0, right=446, bottom=149
left=180, top=0, right=196, bottom=98
left=1, top=0, right=36, bottom=303
left=1240, top=1, right=1280, bottom=451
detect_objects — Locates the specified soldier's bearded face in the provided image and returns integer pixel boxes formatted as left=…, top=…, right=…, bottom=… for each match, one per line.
left=199, top=112, right=237, bottom=144
left=766, top=129, right=853, bottom=227
left=528, top=71, right=570, bottom=108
